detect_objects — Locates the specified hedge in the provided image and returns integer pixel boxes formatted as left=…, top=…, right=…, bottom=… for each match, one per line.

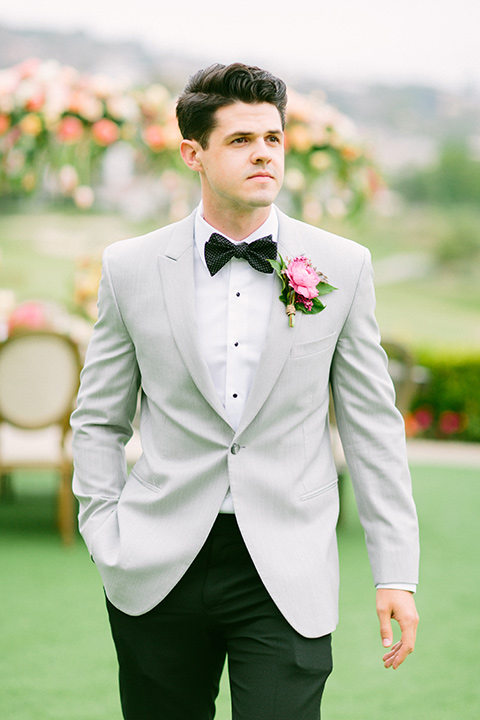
left=406, top=353, right=480, bottom=443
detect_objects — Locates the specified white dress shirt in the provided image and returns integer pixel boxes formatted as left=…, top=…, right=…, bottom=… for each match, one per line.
left=193, top=204, right=415, bottom=593
left=194, top=204, right=277, bottom=512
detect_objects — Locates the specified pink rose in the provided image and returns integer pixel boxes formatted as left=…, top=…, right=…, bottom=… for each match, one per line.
left=286, top=257, right=320, bottom=299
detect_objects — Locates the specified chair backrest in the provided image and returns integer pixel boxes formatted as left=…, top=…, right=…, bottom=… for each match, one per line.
left=0, top=331, right=81, bottom=430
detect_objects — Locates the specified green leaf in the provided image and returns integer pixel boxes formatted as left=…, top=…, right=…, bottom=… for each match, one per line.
left=296, top=298, right=326, bottom=315
left=311, top=297, right=327, bottom=312
left=268, top=258, right=283, bottom=274
left=316, top=282, right=337, bottom=297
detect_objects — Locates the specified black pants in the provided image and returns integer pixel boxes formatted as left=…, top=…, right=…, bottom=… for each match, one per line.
left=106, top=514, right=332, bottom=720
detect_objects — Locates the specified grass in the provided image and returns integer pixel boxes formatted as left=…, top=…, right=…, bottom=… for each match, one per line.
left=1, top=464, right=479, bottom=719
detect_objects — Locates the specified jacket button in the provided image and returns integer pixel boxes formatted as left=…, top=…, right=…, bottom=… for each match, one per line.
left=231, top=443, right=241, bottom=455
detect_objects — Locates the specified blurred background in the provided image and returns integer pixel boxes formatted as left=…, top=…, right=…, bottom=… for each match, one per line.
left=0, top=2, right=479, bottom=719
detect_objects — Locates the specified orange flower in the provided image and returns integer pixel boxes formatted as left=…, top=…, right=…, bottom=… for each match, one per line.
left=286, top=124, right=313, bottom=153
left=57, top=116, right=84, bottom=143
left=0, top=114, right=10, bottom=135
left=91, top=118, right=120, bottom=146
left=340, top=145, right=362, bottom=162
left=25, top=93, right=45, bottom=113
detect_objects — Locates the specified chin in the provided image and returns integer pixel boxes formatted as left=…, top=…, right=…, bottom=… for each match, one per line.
left=248, top=192, right=279, bottom=207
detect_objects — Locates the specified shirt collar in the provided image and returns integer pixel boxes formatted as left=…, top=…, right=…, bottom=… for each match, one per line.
left=194, top=202, right=279, bottom=271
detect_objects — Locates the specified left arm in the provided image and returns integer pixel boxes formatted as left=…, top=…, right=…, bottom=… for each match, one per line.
left=330, top=248, right=420, bottom=666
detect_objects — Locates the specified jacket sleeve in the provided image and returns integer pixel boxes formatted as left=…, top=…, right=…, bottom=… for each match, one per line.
left=330, top=247, right=419, bottom=586
left=71, top=246, right=141, bottom=553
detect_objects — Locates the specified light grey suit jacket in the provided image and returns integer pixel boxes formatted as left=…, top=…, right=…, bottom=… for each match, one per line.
left=71, top=208, right=419, bottom=638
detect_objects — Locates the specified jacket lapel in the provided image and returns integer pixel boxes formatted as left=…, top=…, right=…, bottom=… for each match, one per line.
left=157, top=209, right=307, bottom=434
left=157, top=214, right=231, bottom=425
left=235, top=210, right=305, bottom=436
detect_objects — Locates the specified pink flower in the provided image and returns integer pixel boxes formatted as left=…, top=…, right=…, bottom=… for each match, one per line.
left=57, top=116, right=84, bottom=143
left=414, top=407, right=433, bottom=430
left=270, top=252, right=335, bottom=327
left=74, top=185, right=95, bottom=209
left=91, top=118, right=120, bottom=146
left=25, top=93, right=45, bottom=113
left=59, top=164, right=79, bottom=195
left=438, top=411, right=466, bottom=436
left=296, top=296, right=313, bottom=311
left=286, top=256, right=321, bottom=299
left=142, top=124, right=165, bottom=151
left=8, top=301, right=47, bottom=334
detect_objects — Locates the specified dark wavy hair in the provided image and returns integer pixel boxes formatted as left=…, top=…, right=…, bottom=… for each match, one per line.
left=176, top=63, right=287, bottom=148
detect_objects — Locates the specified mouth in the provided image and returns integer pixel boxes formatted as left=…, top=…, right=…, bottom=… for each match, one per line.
left=248, top=172, right=274, bottom=180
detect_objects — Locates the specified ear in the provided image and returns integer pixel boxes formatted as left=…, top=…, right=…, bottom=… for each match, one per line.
left=180, top=139, right=204, bottom=173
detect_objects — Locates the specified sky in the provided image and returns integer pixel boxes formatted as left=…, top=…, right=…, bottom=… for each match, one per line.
left=1, top=0, right=479, bottom=89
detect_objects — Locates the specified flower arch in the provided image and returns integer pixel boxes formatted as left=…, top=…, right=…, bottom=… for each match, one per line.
left=0, top=59, right=380, bottom=221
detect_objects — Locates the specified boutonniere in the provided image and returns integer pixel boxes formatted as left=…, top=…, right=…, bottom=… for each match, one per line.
left=269, top=255, right=336, bottom=327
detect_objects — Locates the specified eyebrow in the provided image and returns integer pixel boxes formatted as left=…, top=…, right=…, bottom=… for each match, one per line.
left=225, top=129, right=283, bottom=140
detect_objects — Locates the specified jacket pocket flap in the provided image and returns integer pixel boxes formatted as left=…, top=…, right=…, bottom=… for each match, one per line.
left=291, top=332, right=337, bottom=358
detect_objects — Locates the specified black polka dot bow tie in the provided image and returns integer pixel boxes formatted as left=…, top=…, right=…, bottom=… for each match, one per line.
left=204, top=233, right=277, bottom=276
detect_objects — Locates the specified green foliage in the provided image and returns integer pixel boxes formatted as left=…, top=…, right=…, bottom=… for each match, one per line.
left=408, top=353, right=480, bottom=442
left=395, top=139, right=480, bottom=206
left=434, top=211, right=480, bottom=267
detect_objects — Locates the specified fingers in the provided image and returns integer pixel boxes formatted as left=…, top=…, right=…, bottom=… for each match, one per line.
left=378, top=613, right=393, bottom=649
left=382, top=641, right=407, bottom=669
left=376, top=589, right=419, bottom=670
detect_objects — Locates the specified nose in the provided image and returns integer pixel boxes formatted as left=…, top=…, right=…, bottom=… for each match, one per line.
left=251, top=139, right=272, bottom=164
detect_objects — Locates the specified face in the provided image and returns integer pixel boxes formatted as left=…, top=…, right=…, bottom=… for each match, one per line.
left=181, top=102, right=284, bottom=225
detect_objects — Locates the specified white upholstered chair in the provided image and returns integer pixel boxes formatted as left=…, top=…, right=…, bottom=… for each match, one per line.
left=0, top=331, right=81, bottom=544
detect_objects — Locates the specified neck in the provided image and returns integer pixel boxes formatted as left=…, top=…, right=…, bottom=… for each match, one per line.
left=202, top=201, right=272, bottom=241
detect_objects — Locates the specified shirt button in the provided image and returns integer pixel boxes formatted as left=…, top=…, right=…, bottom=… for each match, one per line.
left=231, top=443, right=241, bottom=454
left=234, top=342, right=239, bottom=347
left=236, top=292, right=240, bottom=297
left=233, top=393, right=238, bottom=398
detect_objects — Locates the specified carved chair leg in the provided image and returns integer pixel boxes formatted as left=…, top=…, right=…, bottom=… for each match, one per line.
left=58, top=464, right=76, bottom=545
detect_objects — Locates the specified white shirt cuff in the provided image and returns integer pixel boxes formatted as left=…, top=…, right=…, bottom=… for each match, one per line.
left=376, top=583, right=416, bottom=593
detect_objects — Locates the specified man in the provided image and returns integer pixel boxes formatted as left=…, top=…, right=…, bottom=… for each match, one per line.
left=71, top=63, right=419, bottom=720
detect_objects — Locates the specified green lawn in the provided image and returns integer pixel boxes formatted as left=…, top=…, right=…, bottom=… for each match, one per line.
left=1, top=464, right=479, bottom=719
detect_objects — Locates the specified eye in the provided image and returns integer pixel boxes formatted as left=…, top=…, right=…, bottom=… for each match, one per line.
left=267, top=135, right=281, bottom=143
left=232, top=136, right=248, bottom=144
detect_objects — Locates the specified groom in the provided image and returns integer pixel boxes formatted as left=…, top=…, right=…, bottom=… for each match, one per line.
left=71, top=63, right=419, bottom=719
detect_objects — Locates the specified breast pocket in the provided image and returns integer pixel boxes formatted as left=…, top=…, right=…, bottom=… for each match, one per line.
left=290, top=332, right=337, bottom=358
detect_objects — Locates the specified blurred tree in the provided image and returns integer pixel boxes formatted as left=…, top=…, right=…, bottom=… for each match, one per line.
left=395, top=139, right=480, bottom=205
